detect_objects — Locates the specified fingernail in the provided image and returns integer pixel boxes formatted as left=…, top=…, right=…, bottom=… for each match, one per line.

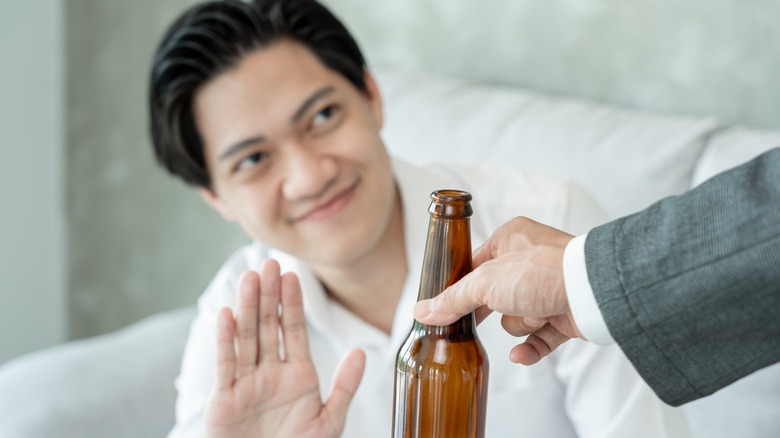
left=413, top=300, right=431, bottom=319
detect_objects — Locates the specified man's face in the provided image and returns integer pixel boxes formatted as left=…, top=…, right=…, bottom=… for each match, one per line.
left=194, top=40, right=397, bottom=267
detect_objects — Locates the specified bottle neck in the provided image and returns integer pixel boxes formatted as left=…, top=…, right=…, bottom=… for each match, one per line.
left=414, top=215, right=476, bottom=335
left=412, top=315, right=476, bottom=337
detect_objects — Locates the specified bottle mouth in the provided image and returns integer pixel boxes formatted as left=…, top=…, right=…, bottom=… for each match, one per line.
left=429, top=189, right=473, bottom=217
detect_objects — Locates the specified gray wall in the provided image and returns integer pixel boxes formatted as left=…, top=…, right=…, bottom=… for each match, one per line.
left=64, top=0, right=780, bottom=341
left=67, top=0, right=246, bottom=339
left=322, top=0, right=780, bottom=129
left=0, top=1, right=66, bottom=363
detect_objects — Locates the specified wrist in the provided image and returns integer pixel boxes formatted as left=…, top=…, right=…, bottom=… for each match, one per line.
left=562, top=234, right=615, bottom=345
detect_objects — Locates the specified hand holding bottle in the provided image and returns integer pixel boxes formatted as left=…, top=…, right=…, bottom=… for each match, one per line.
left=205, top=259, right=366, bottom=438
left=413, top=217, right=584, bottom=365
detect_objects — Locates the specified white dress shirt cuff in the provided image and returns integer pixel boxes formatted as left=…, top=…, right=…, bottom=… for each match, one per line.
left=563, top=233, right=615, bottom=345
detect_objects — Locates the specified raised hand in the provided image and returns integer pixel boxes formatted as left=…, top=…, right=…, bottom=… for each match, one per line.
left=205, top=259, right=366, bottom=438
left=412, top=217, right=584, bottom=365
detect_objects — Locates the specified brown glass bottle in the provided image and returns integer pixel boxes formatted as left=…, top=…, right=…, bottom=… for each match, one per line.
left=392, top=190, right=489, bottom=438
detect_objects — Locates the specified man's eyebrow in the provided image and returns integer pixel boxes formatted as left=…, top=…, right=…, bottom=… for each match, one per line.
left=218, top=136, right=265, bottom=163
left=217, top=86, right=335, bottom=163
left=291, top=86, right=336, bottom=123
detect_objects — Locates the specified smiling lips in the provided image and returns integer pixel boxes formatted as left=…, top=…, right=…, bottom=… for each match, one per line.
left=296, top=178, right=360, bottom=222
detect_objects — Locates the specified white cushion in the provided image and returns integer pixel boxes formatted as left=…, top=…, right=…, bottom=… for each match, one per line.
left=691, top=126, right=780, bottom=187
left=376, top=67, right=722, bottom=219
left=0, top=306, right=195, bottom=438
left=683, top=364, right=780, bottom=438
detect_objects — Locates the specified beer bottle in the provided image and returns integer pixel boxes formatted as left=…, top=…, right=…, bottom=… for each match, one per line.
left=392, top=190, right=489, bottom=438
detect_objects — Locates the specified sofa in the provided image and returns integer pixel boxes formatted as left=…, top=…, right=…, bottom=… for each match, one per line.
left=1, top=67, right=778, bottom=437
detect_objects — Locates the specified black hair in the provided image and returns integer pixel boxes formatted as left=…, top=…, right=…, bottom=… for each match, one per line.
left=149, top=0, right=367, bottom=188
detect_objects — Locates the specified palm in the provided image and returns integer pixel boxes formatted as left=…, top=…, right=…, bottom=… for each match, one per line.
left=207, top=361, right=320, bottom=434
left=205, top=260, right=365, bottom=438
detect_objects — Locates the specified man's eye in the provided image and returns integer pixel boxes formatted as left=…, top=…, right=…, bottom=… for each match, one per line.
left=234, top=152, right=267, bottom=172
left=312, top=105, right=335, bottom=126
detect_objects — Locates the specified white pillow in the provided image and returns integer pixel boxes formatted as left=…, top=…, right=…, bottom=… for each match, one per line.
left=0, top=307, right=195, bottom=438
left=691, top=126, right=780, bottom=187
left=376, top=67, right=722, bottom=219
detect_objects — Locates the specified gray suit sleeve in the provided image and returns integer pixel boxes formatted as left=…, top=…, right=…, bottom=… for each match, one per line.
left=585, top=147, right=780, bottom=406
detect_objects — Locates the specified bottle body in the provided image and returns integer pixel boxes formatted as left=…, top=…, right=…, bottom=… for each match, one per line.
left=393, top=322, right=489, bottom=437
left=392, top=190, right=489, bottom=438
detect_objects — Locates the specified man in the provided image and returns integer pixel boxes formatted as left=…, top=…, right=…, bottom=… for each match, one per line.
left=415, top=147, right=780, bottom=406
left=149, top=0, right=688, bottom=436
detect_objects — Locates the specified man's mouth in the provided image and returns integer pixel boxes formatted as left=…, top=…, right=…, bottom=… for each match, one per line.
left=295, top=178, right=360, bottom=222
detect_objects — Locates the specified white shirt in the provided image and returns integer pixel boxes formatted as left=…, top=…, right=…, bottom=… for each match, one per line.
left=564, top=234, right=617, bottom=344
left=169, top=158, right=687, bottom=437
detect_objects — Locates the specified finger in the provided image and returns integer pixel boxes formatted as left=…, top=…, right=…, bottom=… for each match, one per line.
left=413, top=272, right=486, bottom=326
left=322, top=349, right=367, bottom=432
left=501, top=314, right=546, bottom=337
left=235, top=271, right=261, bottom=376
left=471, top=218, right=515, bottom=268
left=214, top=307, right=238, bottom=390
left=471, top=239, right=496, bottom=269
left=280, top=271, right=311, bottom=362
left=509, top=324, right=571, bottom=365
left=258, top=259, right=282, bottom=363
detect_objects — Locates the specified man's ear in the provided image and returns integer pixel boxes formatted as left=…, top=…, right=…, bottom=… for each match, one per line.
left=197, top=187, right=236, bottom=223
left=363, top=69, right=384, bottom=130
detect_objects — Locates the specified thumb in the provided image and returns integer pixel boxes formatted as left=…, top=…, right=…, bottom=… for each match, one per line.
left=471, top=238, right=498, bottom=269
left=413, top=272, right=486, bottom=326
left=322, top=348, right=366, bottom=429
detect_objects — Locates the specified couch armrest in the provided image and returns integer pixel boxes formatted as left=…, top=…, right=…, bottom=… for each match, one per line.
left=0, top=306, right=195, bottom=438
left=691, top=126, right=780, bottom=187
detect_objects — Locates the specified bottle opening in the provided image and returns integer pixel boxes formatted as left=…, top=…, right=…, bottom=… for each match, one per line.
left=431, top=189, right=472, bottom=203
left=429, top=189, right=473, bottom=217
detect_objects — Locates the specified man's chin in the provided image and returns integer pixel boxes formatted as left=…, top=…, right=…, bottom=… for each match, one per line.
left=308, top=243, right=371, bottom=269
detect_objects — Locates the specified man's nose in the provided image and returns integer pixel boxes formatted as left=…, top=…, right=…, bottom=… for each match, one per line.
left=280, top=145, right=337, bottom=201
